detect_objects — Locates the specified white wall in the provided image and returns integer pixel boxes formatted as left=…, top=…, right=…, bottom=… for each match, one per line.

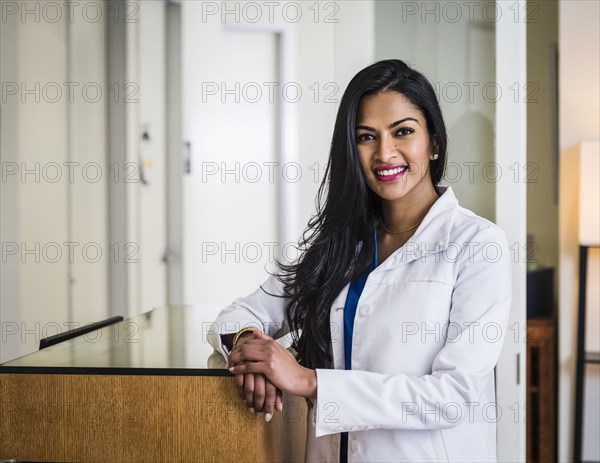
left=0, top=2, right=109, bottom=363
left=558, top=1, right=600, bottom=461
left=1, top=12, right=71, bottom=362
left=68, top=1, right=109, bottom=333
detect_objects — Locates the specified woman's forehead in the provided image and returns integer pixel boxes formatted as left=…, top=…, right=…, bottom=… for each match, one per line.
left=357, top=92, right=424, bottom=123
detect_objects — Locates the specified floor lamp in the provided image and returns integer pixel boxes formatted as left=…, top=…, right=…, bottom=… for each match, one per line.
left=574, top=141, right=600, bottom=463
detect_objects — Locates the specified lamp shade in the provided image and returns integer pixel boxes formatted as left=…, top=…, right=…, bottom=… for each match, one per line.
left=579, top=141, right=600, bottom=246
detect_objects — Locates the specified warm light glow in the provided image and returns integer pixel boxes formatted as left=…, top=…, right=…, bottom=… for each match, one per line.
left=579, top=141, right=600, bottom=246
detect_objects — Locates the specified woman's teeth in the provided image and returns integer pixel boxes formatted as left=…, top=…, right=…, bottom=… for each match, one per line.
left=376, top=166, right=407, bottom=176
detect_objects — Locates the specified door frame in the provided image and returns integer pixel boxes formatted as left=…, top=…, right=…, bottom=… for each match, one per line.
left=221, top=20, right=299, bottom=250
left=495, top=1, right=527, bottom=461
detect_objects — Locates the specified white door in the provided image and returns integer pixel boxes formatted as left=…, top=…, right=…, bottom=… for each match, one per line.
left=182, top=8, right=280, bottom=309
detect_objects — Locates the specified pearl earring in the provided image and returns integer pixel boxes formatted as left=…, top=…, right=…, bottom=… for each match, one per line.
left=432, top=153, right=439, bottom=160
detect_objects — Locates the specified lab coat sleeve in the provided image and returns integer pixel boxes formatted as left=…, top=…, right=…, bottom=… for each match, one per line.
left=313, top=224, right=512, bottom=437
left=206, top=273, right=291, bottom=359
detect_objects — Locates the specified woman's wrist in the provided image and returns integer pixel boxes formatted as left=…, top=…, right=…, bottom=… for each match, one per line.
left=234, top=331, right=254, bottom=345
left=232, top=326, right=260, bottom=348
left=220, top=330, right=256, bottom=352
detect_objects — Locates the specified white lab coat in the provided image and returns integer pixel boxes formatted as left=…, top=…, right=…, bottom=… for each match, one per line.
left=207, top=185, right=512, bottom=462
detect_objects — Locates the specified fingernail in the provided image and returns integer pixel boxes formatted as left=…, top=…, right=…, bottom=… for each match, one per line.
left=265, top=413, right=273, bottom=422
left=228, top=367, right=234, bottom=372
left=276, top=402, right=283, bottom=412
left=249, top=408, right=255, bottom=414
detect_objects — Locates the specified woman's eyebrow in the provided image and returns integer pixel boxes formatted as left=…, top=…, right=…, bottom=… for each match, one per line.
left=356, top=117, right=419, bottom=132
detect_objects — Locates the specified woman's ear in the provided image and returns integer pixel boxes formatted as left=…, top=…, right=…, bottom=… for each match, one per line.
left=430, top=134, right=440, bottom=159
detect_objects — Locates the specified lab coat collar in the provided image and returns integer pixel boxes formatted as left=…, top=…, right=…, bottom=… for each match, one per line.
left=381, top=184, right=458, bottom=269
left=331, top=185, right=458, bottom=307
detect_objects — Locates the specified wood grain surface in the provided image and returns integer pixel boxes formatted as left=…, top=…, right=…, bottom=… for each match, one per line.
left=0, top=374, right=307, bottom=462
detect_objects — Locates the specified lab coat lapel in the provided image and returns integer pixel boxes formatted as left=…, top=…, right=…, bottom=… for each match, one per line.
left=379, top=185, right=459, bottom=269
left=328, top=186, right=458, bottom=370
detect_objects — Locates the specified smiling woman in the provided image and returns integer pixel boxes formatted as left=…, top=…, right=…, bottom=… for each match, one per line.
left=355, top=91, right=443, bottom=259
left=208, top=59, right=512, bottom=463
left=356, top=94, right=436, bottom=196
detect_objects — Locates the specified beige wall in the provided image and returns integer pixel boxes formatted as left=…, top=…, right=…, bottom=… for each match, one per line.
left=558, top=1, right=600, bottom=461
left=527, top=0, right=558, bottom=282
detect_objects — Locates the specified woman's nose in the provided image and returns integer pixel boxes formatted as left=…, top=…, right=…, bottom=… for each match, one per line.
left=375, top=135, right=397, bottom=162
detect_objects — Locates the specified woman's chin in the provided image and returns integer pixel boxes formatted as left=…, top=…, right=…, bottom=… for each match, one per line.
left=370, top=182, right=411, bottom=201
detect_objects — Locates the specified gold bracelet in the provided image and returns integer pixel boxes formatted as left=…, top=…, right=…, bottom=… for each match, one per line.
left=287, top=346, right=299, bottom=359
left=232, top=326, right=260, bottom=348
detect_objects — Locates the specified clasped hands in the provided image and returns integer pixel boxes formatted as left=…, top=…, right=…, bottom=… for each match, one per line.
left=227, top=330, right=317, bottom=422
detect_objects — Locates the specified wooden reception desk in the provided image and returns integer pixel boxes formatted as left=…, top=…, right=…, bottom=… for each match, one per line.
left=0, top=306, right=307, bottom=462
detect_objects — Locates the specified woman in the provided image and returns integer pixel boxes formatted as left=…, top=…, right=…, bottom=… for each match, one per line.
left=208, top=59, right=511, bottom=462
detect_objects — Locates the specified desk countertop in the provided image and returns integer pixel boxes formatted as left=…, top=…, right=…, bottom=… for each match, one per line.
left=0, top=305, right=231, bottom=376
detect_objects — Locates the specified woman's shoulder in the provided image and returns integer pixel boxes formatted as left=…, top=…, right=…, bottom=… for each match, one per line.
left=449, top=198, right=509, bottom=248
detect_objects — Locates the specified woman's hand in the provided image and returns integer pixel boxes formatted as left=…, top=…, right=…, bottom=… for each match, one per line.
left=228, top=333, right=283, bottom=421
left=236, top=372, right=283, bottom=420
left=228, top=330, right=318, bottom=399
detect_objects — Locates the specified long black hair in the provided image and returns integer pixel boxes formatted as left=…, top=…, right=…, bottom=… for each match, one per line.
left=276, top=59, right=448, bottom=377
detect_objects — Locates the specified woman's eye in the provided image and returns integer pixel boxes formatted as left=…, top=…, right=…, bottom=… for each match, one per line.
left=356, top=133, right=374, bottom=143
left=396, top=127, right=414, bottom=137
